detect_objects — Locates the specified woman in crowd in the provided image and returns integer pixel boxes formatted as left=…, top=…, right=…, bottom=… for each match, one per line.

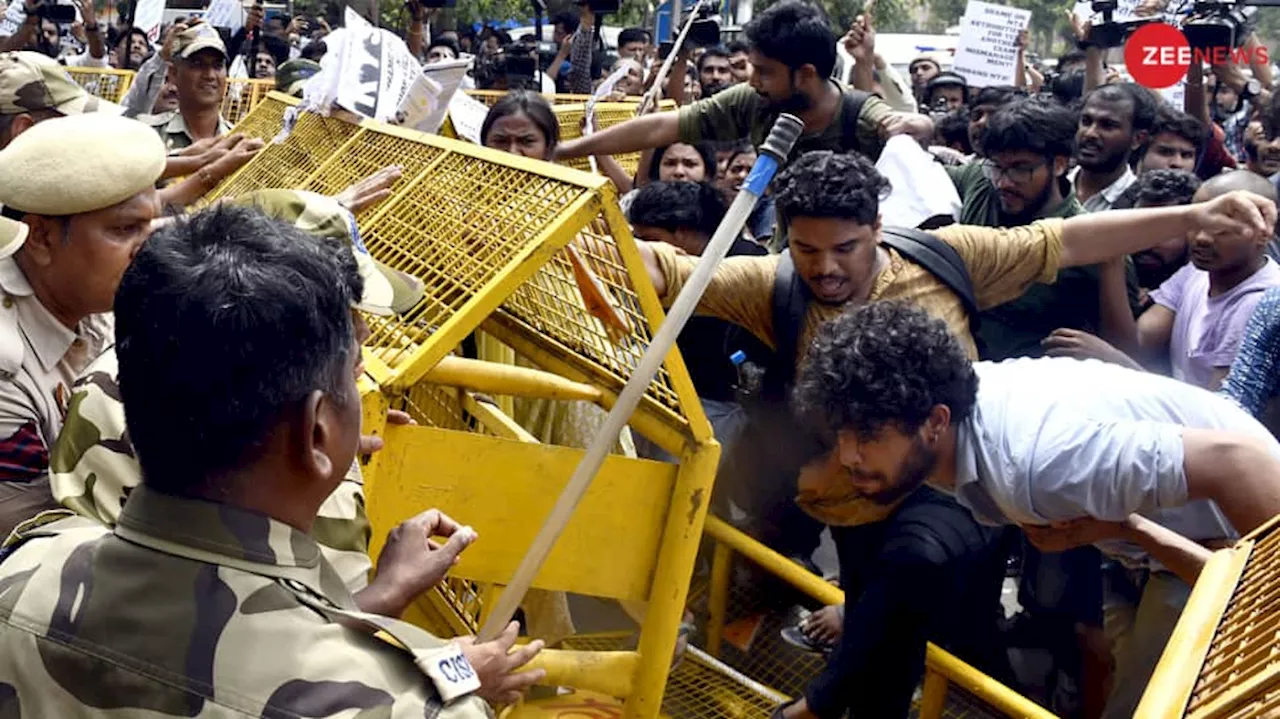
left=717, top=143, right=776, bottom=246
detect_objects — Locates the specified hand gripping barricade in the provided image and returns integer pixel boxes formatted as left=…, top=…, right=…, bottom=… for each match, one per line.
left=196, top=92, right=1068, bottom=719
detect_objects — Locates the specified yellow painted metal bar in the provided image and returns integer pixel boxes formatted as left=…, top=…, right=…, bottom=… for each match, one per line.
left=706, top=540, right=733, bottom=657
left=703, top=514, right=1057, bottom=719
left=358, top=378, right=390, bottom=494
left=519, top=649, right=640, bottom=698
left=1189, top=664, right=1280, bottom=719
left=627, top=440, right=720, bottom=719
left=475, top=332, right=517, bottom=418
left=479, top=316, right=692, bottom=458
left=386, top=193, right=603, bottom=393
left=919, top=669, right=950, bottom=719
left=426, top=355, right=605, bottom=403
left=1136, top=544, right=1253, bottom=719
left=704, top=515, right=843, bottom=606
left=461, top=393, right=539, bottom=443
left=926, top=645, right=1058, bottom=719
left=598, top=195, right=713, bottom=444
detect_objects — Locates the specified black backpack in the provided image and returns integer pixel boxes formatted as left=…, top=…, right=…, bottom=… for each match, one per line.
left=763, top=226, right=982, bottom=399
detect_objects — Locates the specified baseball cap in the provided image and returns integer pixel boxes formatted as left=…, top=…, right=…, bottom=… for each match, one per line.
left=230, top=189, right=425, bottom=316
left=0, top=216, right=27, bottom=259
left=174, top=22, right=228, bottom=62
left=0, top=51, right=123, bottom=116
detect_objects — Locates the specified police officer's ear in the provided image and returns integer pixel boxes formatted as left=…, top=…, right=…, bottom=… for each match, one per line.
left=2, top=113, right=38, bottom=147
left=16, top=214, right=68, bottom=267
left=300, top=388, right=337, bottom=483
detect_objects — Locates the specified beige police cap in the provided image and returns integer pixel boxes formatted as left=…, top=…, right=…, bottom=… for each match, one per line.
left=0, top=51, right=123, bottom=116
left=0, top=217, right=28, bottom=259
left=0, top=114, right=166, bottom=215
left=175, top=23, right=228, bottom=61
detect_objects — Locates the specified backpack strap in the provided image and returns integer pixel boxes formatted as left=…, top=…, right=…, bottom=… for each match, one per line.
left=879, top=226, right=981, bottom=337
left=764, top=252, right=810, bottom=399
left=839, top=89, right=873, bottom=155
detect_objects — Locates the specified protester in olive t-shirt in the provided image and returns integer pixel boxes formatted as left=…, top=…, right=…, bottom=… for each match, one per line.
left=552, top=1, right=929, bottom=168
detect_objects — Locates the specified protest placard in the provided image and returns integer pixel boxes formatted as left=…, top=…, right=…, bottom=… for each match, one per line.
left=952, top=0, right=1031, bottom=88
left=134, top=0, right=165, bottom=41
left=448, top=91, right=490, bottom=144
left=204, top=0, right=245, bottom=31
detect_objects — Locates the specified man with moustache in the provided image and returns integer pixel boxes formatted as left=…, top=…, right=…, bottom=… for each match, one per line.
left=138, top=23, right=231, bottom=151
left=1072, top=84, right=1154, bottom=212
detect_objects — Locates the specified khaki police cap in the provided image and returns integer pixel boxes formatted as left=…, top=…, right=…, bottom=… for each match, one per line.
left=230, top=189, right=425, bottom=316
left=0, top=51, right=123, bottom=116
left=0, top=217, right=27, bottom=259
left=174, top=23, right=228, bottom=62
left=0, top=114, right=166, bottom=215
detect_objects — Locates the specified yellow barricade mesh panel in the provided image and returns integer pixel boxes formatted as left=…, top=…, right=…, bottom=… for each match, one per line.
left=494, top=216, right=682, bottom=413
left=221, top=79, right=275, bottom=125
left=225, top=92, right=295, bottom=141
left=1188, top=525, right=1280, bottom=718
left=206, top=112, right=361, bottom=201
left=359, top=154, right=590, bottom=374
left=301, top=125, right=447, bottom=221
left=65, top=67, right=133, bottom=102
left=553, top=101, right=675, bottom=177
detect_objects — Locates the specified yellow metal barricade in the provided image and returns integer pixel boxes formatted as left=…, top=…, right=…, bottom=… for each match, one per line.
left=222, top=90, right=296, bottom=143
left=198, top=104, right=1060, bottom=719
left=64, top=66, right=134, bottom=103
left=220, top=78, right=275, bottom=125
left=1136, top=514, right=1280, bottom=718
left=467, top=89, right=628, bottom=106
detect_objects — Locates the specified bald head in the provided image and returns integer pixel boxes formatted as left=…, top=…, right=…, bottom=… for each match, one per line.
left=1197, top=170, right=1279, bottom=204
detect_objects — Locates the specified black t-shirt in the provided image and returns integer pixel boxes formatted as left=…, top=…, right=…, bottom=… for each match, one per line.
left=677, top=237, right=772, bottom=402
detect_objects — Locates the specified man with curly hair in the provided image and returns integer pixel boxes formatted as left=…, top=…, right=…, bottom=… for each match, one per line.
left=789, top=300, right=1280, bottom=719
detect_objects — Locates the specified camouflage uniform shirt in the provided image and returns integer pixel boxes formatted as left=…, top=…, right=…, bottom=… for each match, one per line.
left=49, top=346, right=376, bottom=591
left=0, top=486, right=493, bottom=718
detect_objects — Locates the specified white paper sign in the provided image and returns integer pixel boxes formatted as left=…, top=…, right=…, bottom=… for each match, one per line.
left=877, top=135, right=962, bottom=227
left=204, top=0, right=244, bottom=31
left=413, top=59, right=471, bottom=133
left=448, top=90, right=490, bottom=144
left=952, top=0, right=1031, bottom=88
left=135, top=0, right=166, bottom=42
left=335, top=8, right=427, bottom=125
left=1160, top=78, right=1186, bottom=111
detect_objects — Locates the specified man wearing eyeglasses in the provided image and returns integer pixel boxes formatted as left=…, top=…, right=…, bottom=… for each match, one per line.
left=946, top=95, right=1136, bottom=717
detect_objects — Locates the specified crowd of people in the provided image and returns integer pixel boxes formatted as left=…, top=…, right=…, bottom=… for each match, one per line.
left=0, top=0, right=1278, bottom=717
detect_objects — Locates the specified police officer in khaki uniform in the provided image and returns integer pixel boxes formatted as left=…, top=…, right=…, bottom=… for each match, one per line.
left=0, top=201, right=543, bottom=715
left=0, top=112, right=164, bottom=537
left=0, top=50, right=122, bottom=149
left=138, top=22, right=232, bottom=151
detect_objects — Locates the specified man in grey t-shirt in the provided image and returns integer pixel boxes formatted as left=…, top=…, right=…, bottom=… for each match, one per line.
left=791, top=301, right=1280, bottom=719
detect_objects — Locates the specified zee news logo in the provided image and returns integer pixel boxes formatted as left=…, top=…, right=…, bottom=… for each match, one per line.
left=1123, top=22, right=1269, bottom=89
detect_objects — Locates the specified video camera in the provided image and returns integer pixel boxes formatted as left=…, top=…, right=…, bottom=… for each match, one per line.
left=688, top=2, right=722, bottom=47
left=31, top=0, right=77, bottom=24
left=1182, top=0, right=1259, bottom=51
left=474, top=41, right=540, bottom=91
left=1084, top=0, right=1155, bottom=48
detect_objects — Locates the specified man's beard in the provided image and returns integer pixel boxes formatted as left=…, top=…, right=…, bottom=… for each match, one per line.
left=1000, top=178, right=1054, bottom=223
left=860, top=435, right=938, bottom=505
left=703, top=80, right=730, bottom=97
left=1076, top=148, right=1128, bottom=174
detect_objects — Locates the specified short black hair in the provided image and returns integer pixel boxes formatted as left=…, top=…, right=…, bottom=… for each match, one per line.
left=552, top=11, right=579, bottom=34
left=908, top=56, right=939, bottom=74
left=648, top=142, right=718, bottom=182
left=480, top=90, right=559, bottom=153
left=627, top=181, right=726, bottom=238
left=300, top=38, right=326, bottom=61
left=618, top=27, right=650, bottom=47
left=968, top=85, right=1026, bottom=111
left=726, top=39, right=749, bottom=54
left=936, top=109, right=972, bottom=153
left=793, top=300, right=979, bottom=441
left=744, top=0, right=837, bottom=78
left=1130, top=168, right=1201, bottom=207
left=1050, top=69, right=1085, bottom=104
left=1056, top=48, right=1087, bottom=70
left=697, top=46, right=732, bottom=73
left=773, top=150, right=891, bottom=226
left=980, top=96, right=1077, bottom=160
left=116, top=205, right=361, bottom=497
left=1084, top=82, right=1158, bottom=134
left=1147, top=105, right=1206, bottom=151
left=428, top=35, right=460, bottom=57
